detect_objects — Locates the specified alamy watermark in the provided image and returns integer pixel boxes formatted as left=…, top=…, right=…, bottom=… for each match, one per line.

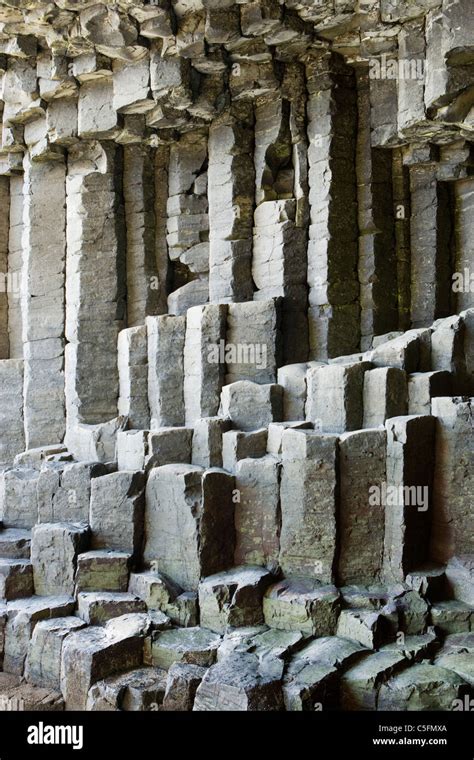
left=452, top=268, right=474, bottom=293
left=369, top=54, right=425, bottom=81
left=369, top=482, right=429, bottom=512
left=207, top=340, right=268, bottom=370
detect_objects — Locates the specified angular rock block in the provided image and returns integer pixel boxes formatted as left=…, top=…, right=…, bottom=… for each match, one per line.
left=279, top=430, right=338, bottom=581
left=0, top=468, right=39, bottom=529
left=37, top=460, right=108, bottom=524
left=446, top=556, right=474, bottom=606
left=75, top=551, right=131, bottom=593
left=370, top=329, right=431, bottom=374
left=0, top=529, right=31, bottom=560
left=86, top=667, right=168, bottom=712
left=431, top=398, right=474, bottom=564
left=151, top=627, right=221, bottom=670
left=277, top=363, right=309, bottom=422
left=77, top=592, right=147, bottom=625
left=31, top=523, right=90, bottom=596
left=4, top=596, right=75, bottom=675
left=0, top=672, right=64, bottom=712
left=0, top=361, right=25, bottom=467
left=193, top=653, right=284, bottom=711
left=263, top=580, right=340, bottom=637
left=220, top=381, right=283, bottom=432
left=363, top=367, right=408, bottom=428
left=222, top=428, right=267, bottom=472
left=162, top=662, right=207, bottom=712
left=144, top=465, right=234, bottom=591
left=306, top=362, right=371, bottom=433
left=128, top=571, right=181, bottom=612
left=198, top=567, right=273, bottom=633
left=378, top=664, right=469, bottom=711
left=90, top=471, right=145, bottom=558
left=192, top=417, right=232, bottom=469
left=408, top=371, right=452, bottom=415
left=341, top=651, right=407, bottom=710
left=117, top=427, right=192, bottom=472
left=0, top=559, right=33, bottom=601
left=60, top=618, right=145, bottom=710
left=225, top=301, right=281, bottom=385
left=338, top=429, right=386, bottom=585
left=234, top=455, right=281, bottom=567
left=266, top=421, right=313, bottom=456
left=25, top=617, right=85, bottom=689
left=336, top=609, right=391, bottom=649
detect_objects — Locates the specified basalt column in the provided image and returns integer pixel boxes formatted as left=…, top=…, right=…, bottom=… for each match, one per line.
left=356, top=68, right=397, bottom=350
left=123, top=144, right=165, bottom=327
left=252, top=63, right=309, bottom=364
left=65, top=142, right=125, bottom=443
left=21, top=155, right=66, bottom=447
left=409, top=164, right=453, bottom=327
left=306, top=52, right=359, bottom=360
left=208, top=105, right=255, bottom=304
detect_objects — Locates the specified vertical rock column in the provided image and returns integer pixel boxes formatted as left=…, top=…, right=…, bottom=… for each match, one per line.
left=356, top=68, right=397, bottom=350
left=454, top=178, right=474, bottom=312
left=208, top=105, right=255, bottom=303
left=409, top=165, right=452, bottom=327
left=252, top=64, right=309, bottom=363
left=392, top=150, right=411, bottom=331
left=7, top=176, right=24, bottom=359
left=21, top=155, right=66, bottom=447
left=431, top=397, right=474, bottom=564
left=0, top=176, right=9, bottom=358
left=306, top=52, right=359, bottom=360
left=123, top=145, right=164, bottom=326
left=65, top=142, right=126, bottom=433
left=383, top=415, right=435, bottom=581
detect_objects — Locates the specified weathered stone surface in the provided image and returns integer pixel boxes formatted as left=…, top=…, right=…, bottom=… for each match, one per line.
left=279, top=430, right=338, bottom=581
left=77, top=592, right=147, bottom=625
left=31, top=522, right=89, bottom=597
left=222, top=428, right=267, bottom=473
left=144, top=465, right=234, bottom=590
left=162, top=662, right=207, bottom=711
left=90, top=471, right=145, bottom=558
left=151, top=627, right=221, bottom=670
left=263, top=580, right=340, bottom=636
left=306, top=362, right=371, bottom=433
left=220, top=381, right=283, bottom=432
left=60, top=618, right=145, bottom=710
left=378, top=663, right=469, bottom=711
left=4, top=596, right=75, bottom=675
left=338, top=429, right=386, bottom=584
left=25, top=616, right=85, bottom=689
left=0, top=559, right=33, bottom=601
left=193, top=652, right=284, bottom=711
left=363, top=368, right=408, bottom=428
left=234, top=455, right=281, bottom=567
left=75, top=551, right=131, bottom=594
left=341, top=651, right=407, bottom=710
left=86, top=666, right=168, bottom=712
left=199, top=567, right=273, bottom=633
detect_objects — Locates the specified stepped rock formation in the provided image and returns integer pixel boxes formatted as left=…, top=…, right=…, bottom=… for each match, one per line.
left=0, top=0, right=473, bottom=713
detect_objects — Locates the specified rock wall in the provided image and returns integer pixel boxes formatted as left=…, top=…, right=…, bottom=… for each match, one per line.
left=0, top=0, right=473, bottom=713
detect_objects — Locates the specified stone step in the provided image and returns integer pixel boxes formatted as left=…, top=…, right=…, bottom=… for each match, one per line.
left=76, top=592, right=147, bottom=625
left=75, top=550, right=132, bottom=594
left=0, top=558, right=33, bottom=601
left=0, top=528, right=31, bottom=559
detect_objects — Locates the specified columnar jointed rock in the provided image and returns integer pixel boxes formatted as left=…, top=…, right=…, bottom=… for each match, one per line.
left=90, top=471, right=145, bottom=558
left=0, top=0, right=473, bottom=717
left=31, top=522, right=90, bottom=596
left=144, top=465, right=234, bottom=591
left=279, top=430, right=338, bottom=581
